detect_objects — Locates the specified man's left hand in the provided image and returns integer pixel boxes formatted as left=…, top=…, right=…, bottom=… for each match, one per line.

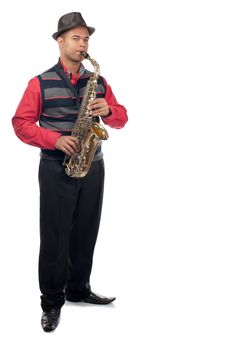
left=89, top=98, right=110, bottom=117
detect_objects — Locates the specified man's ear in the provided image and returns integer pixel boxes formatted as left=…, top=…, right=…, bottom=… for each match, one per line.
left=57, top=36, right=64, bottom=48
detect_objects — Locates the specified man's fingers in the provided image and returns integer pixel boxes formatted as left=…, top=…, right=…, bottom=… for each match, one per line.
left=89, top=101, right=101, bottom=108
left=67, top=139, right=80, bottom=152
left=68, top=136, right=78, bottom=142
left=55, top=136, right=81, bottom=155
left=62, top=147, right=71, bottom=156
left=89, top=99, right=109, bottom=117
left=64, top=144, right=76, bottom=155
left=89, top=98, right=106, bottom=109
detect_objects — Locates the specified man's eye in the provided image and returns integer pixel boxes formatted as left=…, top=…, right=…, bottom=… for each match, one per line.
left=72, top=37, right=89, bottom=43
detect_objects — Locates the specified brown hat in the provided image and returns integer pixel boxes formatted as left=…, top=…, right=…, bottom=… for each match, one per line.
left=52, top=12, right=95, bottom=40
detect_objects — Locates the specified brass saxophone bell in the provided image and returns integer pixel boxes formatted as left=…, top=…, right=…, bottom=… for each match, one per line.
left=91, top=123, right=109, bottom=140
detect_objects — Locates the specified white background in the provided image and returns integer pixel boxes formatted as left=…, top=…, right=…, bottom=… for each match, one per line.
left=1, top=0, right=227, bottom=348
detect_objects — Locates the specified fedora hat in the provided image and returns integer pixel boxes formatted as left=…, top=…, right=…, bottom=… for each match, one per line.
left=52, top=12, right=95, bottom=40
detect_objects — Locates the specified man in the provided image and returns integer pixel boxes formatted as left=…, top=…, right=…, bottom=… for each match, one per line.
left=12, top=12, right=128, bottom=332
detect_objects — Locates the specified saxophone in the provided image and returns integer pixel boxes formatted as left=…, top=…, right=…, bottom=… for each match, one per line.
left=63, top=52, right=109, bottom=178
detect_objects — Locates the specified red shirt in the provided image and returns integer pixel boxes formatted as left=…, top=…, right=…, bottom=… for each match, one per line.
left=12, top=63, right=128, bottom=150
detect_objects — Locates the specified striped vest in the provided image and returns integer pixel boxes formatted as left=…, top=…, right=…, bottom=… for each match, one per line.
left=37, top=62, right=106, bottom=159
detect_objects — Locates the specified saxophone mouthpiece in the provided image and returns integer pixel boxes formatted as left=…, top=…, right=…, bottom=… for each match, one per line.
left=80, top=51, right=89, bottom=59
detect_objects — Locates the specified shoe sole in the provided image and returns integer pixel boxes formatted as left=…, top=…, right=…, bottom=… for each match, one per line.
left=66, top=297, right=116, bottom=304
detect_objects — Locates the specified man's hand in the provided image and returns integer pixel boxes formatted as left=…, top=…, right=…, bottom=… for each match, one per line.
left=89, top=98, right=110, bottom=117
left=55, top=136, right=81, bottom=156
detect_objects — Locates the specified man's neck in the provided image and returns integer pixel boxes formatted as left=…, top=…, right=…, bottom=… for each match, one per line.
left=60, top=57, right=80, bottom=76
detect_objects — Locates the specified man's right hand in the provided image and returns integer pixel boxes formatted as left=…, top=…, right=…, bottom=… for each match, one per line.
left=55, top=136, right=81, bottom=156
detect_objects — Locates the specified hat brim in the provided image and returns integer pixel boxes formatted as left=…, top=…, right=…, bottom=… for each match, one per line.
left=52, top=24, right=95, bottom=40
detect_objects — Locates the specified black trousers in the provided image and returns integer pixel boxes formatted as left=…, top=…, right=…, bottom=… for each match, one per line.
left=38, top=158, right=104, bottom=311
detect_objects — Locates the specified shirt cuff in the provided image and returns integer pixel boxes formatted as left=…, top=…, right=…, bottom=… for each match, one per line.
left=45, top=131, right=62, bottom=150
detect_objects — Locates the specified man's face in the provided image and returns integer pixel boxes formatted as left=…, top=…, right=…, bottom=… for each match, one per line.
left=58, top=26, right=90, bottom=63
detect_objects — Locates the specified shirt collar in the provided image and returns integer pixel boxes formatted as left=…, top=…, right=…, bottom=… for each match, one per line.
left=59, top=58, right=86, bottom=84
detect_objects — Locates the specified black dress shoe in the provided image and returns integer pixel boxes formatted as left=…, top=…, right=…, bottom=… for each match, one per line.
left=66, top=291, right=116, bottom=305
left=41, top=308, right=61, bottom=332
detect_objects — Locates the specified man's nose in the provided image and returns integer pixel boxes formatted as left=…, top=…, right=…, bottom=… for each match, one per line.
left=79, top=39, right=86, bottom=47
